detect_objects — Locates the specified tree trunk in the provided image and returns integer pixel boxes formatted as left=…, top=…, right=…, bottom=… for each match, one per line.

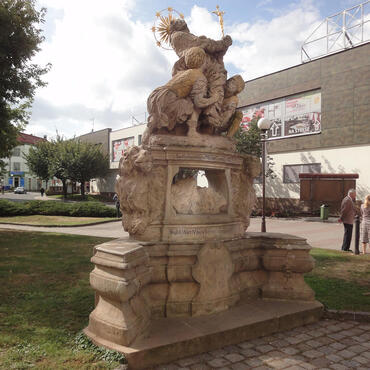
left=81, top=181, right=85, bottom=199
left=62, top=179, right=67, bottom=199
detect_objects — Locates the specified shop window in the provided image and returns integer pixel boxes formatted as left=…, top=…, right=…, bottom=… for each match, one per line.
left=13, top=162, right=21, bottom=171
left=283, top=163, right=321, bottom=183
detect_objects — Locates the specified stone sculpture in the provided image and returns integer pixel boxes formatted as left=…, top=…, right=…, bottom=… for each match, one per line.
left=85, top=16, right=320, bottom=370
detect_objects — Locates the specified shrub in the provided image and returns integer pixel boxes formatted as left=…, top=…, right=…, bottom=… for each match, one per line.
left=0, top=199, right=116, bottom=218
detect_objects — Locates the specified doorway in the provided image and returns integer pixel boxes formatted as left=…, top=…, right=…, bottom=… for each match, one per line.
left=14, top=177, right=20, bottom=188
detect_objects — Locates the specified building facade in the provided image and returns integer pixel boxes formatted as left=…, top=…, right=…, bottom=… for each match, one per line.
left=77, top=124, right=146, bottom=194
left=1, top=133, right=47, bottom=191
left=238, top=42, right=370, bottom=211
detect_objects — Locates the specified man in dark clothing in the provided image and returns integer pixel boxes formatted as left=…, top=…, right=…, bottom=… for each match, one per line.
left=339, top=189, right=356, bottom=252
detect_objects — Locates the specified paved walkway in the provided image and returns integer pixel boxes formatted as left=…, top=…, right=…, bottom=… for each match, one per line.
left=0, top=217, right=360, bottom=252
left=151, top=319, right=370, bottom=370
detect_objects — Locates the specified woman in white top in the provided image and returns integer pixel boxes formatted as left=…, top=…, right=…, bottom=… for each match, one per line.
left=360, top=194, right=370, bottom=254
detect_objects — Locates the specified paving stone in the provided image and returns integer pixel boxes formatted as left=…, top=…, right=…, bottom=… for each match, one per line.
left=296, top=343, right=312, bottom=352
left=336, top=322, right=356, bottom=330
left=310, top=357, right=332, bottom=368
left=208, top=349, right=227, bottom=357
left=269, top=339, right=290, bottom=348
left=189, top=365, right=211, bottom=370
left=317, top=336, right=335, bottom=345
left=253, top=366, right=273, bottom=370
left=355, top=355, right=370, bottom=364
left=265, top=359, right=292, bottom=369
left=317, top=345, right=337, bottom=355
left=340, top=359, right=362, bottom=368
left=346, top=344, right=368, bottom=354
left=336, top=349, right=356, bottom=359
left=223, top=354, right=245, bottom=363
left=239, top=348, right=259, bottom=357
left=262, top=335, right=278, bottom=343
left=328, top=332, right=346, bottom=340
left=362, top=351, right=370, bottom=359
left=302, top=349, right=324, bottom=359
left=329, top=342, right=346, bottom=350
left=230, top=363, right=250, bottom=370
left=326, top=324, right=341, bottom=333
left=192, top=353, right=213, bottom=363
left=357, top=323, right=370, bottom=330
left=305, top=339, right=321, bottom=348
left=341, top=337, right=355, bottom=346
left=305, top=330, right=322, bottom=338
left=237, top=341, right=254, bottom=350
left=326, top=353, right=343, bottom=362
left=223, top=345, right=241, bottom=354
left=207, top=358, right=231, bottom=368
left=284, top=366, right=308, bottom=370
left=281, top=347, right=300, bottom=355
left=177, top=357, right=200, bottom=367
left=255, top=344, right=274, bottom=353
left=297, top=362, right=316, bottom=369
left=155, top=365, right=182, bottom=370
left=244, top=357, right=264, bottom=367
left=329, top=364, right=347, bottom=370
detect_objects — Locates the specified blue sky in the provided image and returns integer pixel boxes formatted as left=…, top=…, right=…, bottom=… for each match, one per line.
left=28, top=0, right=367, bottom=139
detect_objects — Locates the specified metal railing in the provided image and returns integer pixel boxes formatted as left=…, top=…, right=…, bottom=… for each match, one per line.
left=301, top=1, right=370, bottom=62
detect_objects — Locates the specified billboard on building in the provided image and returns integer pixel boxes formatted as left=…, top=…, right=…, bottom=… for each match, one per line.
left=240, top=90, right=321, bottom=140
left=112, top=136, right=134, bottom=162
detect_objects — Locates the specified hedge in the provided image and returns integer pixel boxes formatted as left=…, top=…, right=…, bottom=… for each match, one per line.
left=0, top=200, right=116, bottom=218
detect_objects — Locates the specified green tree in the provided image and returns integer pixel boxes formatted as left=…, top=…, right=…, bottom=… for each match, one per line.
left=235, top=116, right=275, bottom=178
left=0, top=0, right=50, bottom=163
left=23, top=140, right=52, bottom=188
left=68, top=140, right=109, bottom=198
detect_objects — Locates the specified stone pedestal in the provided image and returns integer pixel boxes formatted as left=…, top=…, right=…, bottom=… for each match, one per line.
left=84, top=232, right=320, bottom=364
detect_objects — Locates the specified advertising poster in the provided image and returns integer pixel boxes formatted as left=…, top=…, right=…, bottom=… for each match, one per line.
left=112, top=137, right=134, bottom=162
left=239, top=90, right=321, bottom=140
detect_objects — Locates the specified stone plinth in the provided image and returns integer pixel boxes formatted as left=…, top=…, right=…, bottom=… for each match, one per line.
left=115, top=141, right=260, bottom=243
left=85, top=232, right=320, bottom=358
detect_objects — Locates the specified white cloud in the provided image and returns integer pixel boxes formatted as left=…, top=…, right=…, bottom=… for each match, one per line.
left=30, top=0, right=171, bottom=138
left=225, top=3, right=322, bottom=80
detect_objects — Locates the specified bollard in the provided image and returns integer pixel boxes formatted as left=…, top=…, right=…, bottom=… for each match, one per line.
left=355, top=215, right=360, bottom=255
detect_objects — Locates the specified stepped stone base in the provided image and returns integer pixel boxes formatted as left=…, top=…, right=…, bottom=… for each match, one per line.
left=84, top=298, right=323, bottom=369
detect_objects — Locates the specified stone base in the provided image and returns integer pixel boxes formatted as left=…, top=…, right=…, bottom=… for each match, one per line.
left=84, top=298, right=323, bottom=369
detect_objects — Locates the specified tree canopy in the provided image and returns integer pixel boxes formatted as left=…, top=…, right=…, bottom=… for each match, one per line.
left=25, top=137, right=110, bottom=198
left=0, top=0, right=50, bottom=162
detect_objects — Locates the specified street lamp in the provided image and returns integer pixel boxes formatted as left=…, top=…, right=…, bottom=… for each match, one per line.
left=257, top=117, right=272, bottom=232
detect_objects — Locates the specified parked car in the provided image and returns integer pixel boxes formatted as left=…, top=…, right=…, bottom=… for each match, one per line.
left=14, top=187, right=27, bottom=194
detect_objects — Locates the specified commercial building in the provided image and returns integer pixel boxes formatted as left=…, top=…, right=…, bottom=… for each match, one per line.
left=78, top=124, right=146, bottom=194
left=237, top=42, right=370, bottom=212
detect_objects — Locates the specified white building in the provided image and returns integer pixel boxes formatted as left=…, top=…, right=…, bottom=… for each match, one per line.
left=1, top=133, right=47, bottom=191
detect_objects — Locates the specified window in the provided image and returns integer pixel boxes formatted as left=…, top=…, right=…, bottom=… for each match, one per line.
left=283, top=163, right=321, bottom=183
left=13, top=162, right=21, bottom=171
left=12, top=147, right=21, bottom=157
left=138, top=134, right=142, bottom=146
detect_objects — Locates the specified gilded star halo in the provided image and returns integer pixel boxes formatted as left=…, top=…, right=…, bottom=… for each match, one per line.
left=151, top=7, right=184, bottom=50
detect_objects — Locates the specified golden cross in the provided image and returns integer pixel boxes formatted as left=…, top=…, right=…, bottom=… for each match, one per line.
left=212, top=5, right=225, bottom=37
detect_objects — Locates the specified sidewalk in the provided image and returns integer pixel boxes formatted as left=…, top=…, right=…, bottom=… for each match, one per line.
left=151, top=319, right=370, bottom=369
left=0, top=217, right=355, bottom=252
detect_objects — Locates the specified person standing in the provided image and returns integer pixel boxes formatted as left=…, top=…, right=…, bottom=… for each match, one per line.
left=40, top=187, right=45, bottom=197
left=360, top=194, right=370, bottom=255
left=113, top=193, right=121, bottom=218
left=339, top=189, right=357, bottom=252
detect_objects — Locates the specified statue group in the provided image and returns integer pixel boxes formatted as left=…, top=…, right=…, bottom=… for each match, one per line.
left=85, top=16, right=320, bottom=370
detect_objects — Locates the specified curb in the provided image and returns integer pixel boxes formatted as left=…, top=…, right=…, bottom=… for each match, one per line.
left=0, top=219, right=122, bottom=228
left=323, top=308, right=370, bottom=322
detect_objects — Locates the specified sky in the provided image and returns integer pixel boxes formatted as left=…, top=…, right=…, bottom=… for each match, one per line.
left=28, top=0, right=367, bottom=139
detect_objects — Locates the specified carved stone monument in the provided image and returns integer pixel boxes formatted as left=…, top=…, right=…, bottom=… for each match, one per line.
left=84, top=14, right=322, bottom=369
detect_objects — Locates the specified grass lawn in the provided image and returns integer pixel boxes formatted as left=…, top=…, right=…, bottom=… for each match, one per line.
left=0, top=229, right=124, bottom=369
left=0, top=215, right=118, bottom=226
left=0, top=230, right=369, bottom=369
left=48, top=194, right=112, bottom=203
left=305, top=248, right=370, bottom=312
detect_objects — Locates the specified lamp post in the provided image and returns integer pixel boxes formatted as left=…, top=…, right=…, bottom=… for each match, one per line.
left=257, top=117, right=272, bottom=232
